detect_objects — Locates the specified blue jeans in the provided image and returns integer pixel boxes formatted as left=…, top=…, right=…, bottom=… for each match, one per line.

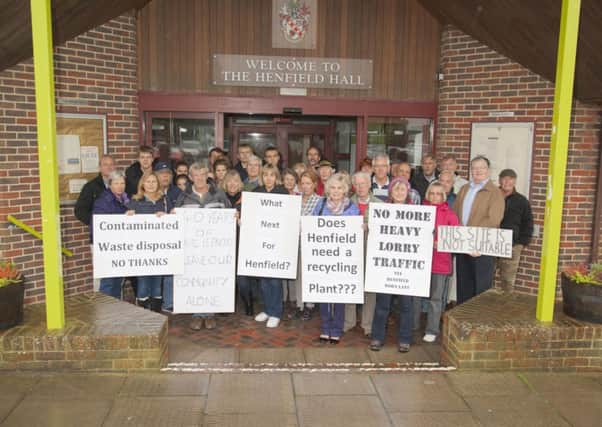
left=137, top=276, right=162, bottom=299
left=99, top=277, right=122, bottom=299
left=162, top=276, right=173, bottom=310
left=260, top=277, right=283, bottom=318
left=320, top=303, right=345, bottom=338
left=372, top=293, right=414, bottom=345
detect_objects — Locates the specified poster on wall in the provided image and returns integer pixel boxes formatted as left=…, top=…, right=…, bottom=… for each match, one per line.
left=237, top=192, right=301, bottom=279
left=365, top=203, right=436, bottom=297
left=301, top=215, right=364, bottom=304
left=272, top=0, right=317, bottom=49
left=173, top=208, right=237, bottom=314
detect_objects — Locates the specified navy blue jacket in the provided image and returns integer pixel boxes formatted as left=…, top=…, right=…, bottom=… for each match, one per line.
left=90, top=190, right=129, bottom=242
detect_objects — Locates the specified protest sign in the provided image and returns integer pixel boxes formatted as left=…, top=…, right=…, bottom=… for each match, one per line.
left=365, top=203, right=436, bottom=297
left=173, top=208, right=237, bottom=313
left=237, top=192, right=301, bottom=279
left=437, top=226, right=513, bottom=258
left=301, top=216, right=364, bottom=304
left=93, top=214, right=184, bottom=278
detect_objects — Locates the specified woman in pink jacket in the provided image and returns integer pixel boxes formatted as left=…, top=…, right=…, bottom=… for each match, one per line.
left=423, top=182, right=459, bottom=343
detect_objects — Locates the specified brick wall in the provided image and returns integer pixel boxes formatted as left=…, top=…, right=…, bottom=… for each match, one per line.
left=437, top=26, right=602, bottom=297
left=0, top=15, right=139, bottom=304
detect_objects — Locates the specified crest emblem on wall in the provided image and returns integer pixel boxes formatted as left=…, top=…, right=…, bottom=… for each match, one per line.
left=272, top=0, right=317, bottom=49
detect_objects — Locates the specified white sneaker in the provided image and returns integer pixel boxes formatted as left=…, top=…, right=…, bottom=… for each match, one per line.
left=254, top=312, right=269, bottom=322
left=423, top=333, right=437, bottom=343
left=266, top=317, right=280, bottom=328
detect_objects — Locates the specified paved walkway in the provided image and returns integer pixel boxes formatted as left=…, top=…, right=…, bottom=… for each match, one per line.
left=0, top=371, right=599, bottom=426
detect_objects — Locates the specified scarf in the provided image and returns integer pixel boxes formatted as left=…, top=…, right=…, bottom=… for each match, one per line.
left=326, top=196, right=350, bottom=215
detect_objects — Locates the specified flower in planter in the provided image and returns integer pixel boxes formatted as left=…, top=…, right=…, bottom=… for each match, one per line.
left=0, top=260, right=22, bottom=288
left=563, top=263, right=602, bottom=286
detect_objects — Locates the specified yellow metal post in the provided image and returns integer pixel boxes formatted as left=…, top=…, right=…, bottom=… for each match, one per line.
left=537, top=0, right=582, bottom=322
left=30, top=0, right=65, bottom=329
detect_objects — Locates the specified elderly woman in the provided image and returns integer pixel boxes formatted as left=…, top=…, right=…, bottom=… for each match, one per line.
left=312, top=173, right=360, bottom=344
left=370, top=176, right=415, bottom=353
left=91, top=170, right=129, bottom=299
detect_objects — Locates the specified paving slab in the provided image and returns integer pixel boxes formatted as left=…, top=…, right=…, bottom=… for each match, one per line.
left=371, top=373, right=468, bottom=412
left=539, top=392, right=602, bottom=427
left=519, top=373, right=602, bottom=394
left=2, top=398, right=112, bottom=427
left=168, top=336, right=206, bottom=362
left=119, top=373, right=210, bottom=396
left=303, top=347, right=371, bottom=363
left=239, top=348, right=306, bottom=364
left=0, top=394, right=23, bottom=423
left=103, top=396, right=205, bottom=426
left=296, top=395, right=391, bottom=427
left=293, top=373, right=376, bottom=395
left=205, top=373, right=295, bottom=414
left=29, top=374, right=125, bottom=399
left=190, top=348, right=239, bottom=363
left=203, top=413, right=299, bottom=427
left=0, top=375, right=40, bottom=396
left=390, top=411, right=481, bottom=427
left=367, top=345, right=434, bottom=364
left=466, top=394, right=571, bottom=427
left=446, top=372, right=531, bottom=397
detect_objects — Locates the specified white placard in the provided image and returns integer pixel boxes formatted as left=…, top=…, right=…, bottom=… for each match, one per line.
left=301, top=216, right=364, bottom=304
left=57, top=134, right=81, bottom=174
left=80, top=146, right=100, bottom=173
left=68, top=178, right=87, bottom=194
left=174, top=208, right=237, bottom=314
left=365, top=203, right=436, bottom=297
left=92, top=214, right=184, bottom=278
left=437, top=226, right=513, bottom=258
left=237, top=192, right=301, bottom=279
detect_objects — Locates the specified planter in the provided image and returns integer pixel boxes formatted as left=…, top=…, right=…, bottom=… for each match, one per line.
left=0, top=280, right=24, bottom=330
left=561, top=273, right=602, bottom=324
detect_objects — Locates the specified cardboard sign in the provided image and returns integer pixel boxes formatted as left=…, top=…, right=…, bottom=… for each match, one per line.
left=93, top=214, right=184, bottom=278
left=237, top=192, right=301, bottom=279
left=301, top=216, right=364, bottom=304
left=365, top=203, right=436, bottom=297
left=437, top=226, right=513, bottom=258
left=173, top=208, right=237, bottom=314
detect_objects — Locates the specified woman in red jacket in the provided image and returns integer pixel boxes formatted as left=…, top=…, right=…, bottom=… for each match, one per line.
left=423, top=181, right=459, bottom=343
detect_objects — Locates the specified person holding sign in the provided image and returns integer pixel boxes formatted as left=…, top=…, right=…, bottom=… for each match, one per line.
left=252, top=164, right=290, bottom=328
left=126, top=173, right=174, bottom=311
left=370, top=176, right=415, bottom=353
left=312, top=173, right=360, bottom=344
left=422, top=182, right=459, bottom=342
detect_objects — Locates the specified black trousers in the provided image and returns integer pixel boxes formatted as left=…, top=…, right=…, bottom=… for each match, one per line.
left=456, top=254, right=495, bottom=304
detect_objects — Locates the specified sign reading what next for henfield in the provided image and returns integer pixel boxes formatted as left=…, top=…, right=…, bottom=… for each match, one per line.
left=93, top=214, right=184, bottom=278
left=437, top=226, right=513, bottom=258
left=237, top=192, right=301, bottom=279
left=365, top=204, right=436, bottom=297
left=174, top=208, right=237, bottom=314
left=301, top=216, right=364, bottom=304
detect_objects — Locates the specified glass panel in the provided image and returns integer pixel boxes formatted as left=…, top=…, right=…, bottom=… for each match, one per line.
left=150, top=117, right=215, bottom=166
left=287, top=134, right=325, bottom=168
left=367, top=117, right=433, bottom=167
left=335, top=120, right=356, bottom=173
left=151, top=118, right=171, bottom=146
left=239, top=132, right=277, bottom=160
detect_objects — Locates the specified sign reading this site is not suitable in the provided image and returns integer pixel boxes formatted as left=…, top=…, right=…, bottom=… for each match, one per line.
left=237, top=192, right=301, bottom=279
left=437, top=226, right=513, bottom=258
left=301, top=216, right=364, bottom=304
left=92, top=214, right=184, bottom=278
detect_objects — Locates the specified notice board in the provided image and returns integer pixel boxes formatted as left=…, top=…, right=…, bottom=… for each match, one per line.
left=56, top=113, right=107, bottom=204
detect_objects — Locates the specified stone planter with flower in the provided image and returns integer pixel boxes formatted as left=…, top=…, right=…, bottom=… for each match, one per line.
left=0, top=259, right=25, bottom=330
left=561, top=263, right=602, bottom=324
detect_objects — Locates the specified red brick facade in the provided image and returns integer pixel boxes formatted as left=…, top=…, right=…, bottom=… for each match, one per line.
left=0, top=15, right=139, bottom=304
left=436, top=27, right=601, bottom=296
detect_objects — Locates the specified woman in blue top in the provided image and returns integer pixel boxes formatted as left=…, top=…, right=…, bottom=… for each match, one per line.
left=312, top=173, right=360, bottom=344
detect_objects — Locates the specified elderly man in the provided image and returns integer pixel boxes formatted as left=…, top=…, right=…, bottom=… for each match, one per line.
left=440, top=154, right=469, bottom=194
left=346, top=171, right=382, bottom=336
left=75, top=154, right=115, bottom=227
left=371, top=153, right=391, bottom=201
left=397, top=161, right=421, bottom=204
left=437, top=170, right=456, bottom=207
left=411, top=153, right=439, bottom=200
left=497, top=169, right=534, bottom=292
left=316, top=159, right=334, bottom=196
left=453, top=156, right=505, bottom=304
left=154, top=161, right=181, bottom=206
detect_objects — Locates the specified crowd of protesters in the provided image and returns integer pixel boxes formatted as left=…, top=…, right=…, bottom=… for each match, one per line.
left=75, top=143, right=533, bottom=353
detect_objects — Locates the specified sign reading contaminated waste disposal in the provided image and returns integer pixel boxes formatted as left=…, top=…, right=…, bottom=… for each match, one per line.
left=237, top=192, right=301, bottom=279
left=301, top=216, right=364, bottom=304
left=437, top=226, right=513, bottom=258
left=174, top=208, right=237, bottom=314
left=365, top=204, right=436, bottom=297
left=93, top=214, right=184, bottom=278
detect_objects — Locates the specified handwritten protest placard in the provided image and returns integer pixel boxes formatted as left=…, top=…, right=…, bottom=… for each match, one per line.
left=93, top=214, right=184, bottom=278
left=173, top=208, right=237, bottom=313
left=365, top=203, right=436, bottom=297
left=237, top=192, right=301, bottom=279
left=437, top=226, right=513, bottom=258
left=301, top=216, right=364, bottom=304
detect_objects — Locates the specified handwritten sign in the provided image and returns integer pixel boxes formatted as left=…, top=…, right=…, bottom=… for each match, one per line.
left=93, top=214, right=184, bottom=278
left=237, top=192, right=301, bottom=279
left=173, top=208, right=237, bottom=313
left=365, top=204, right=436, bottom=297
left=437, top=226, right=513, bottom=258
left=301, top=216, right=364, bottom=304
